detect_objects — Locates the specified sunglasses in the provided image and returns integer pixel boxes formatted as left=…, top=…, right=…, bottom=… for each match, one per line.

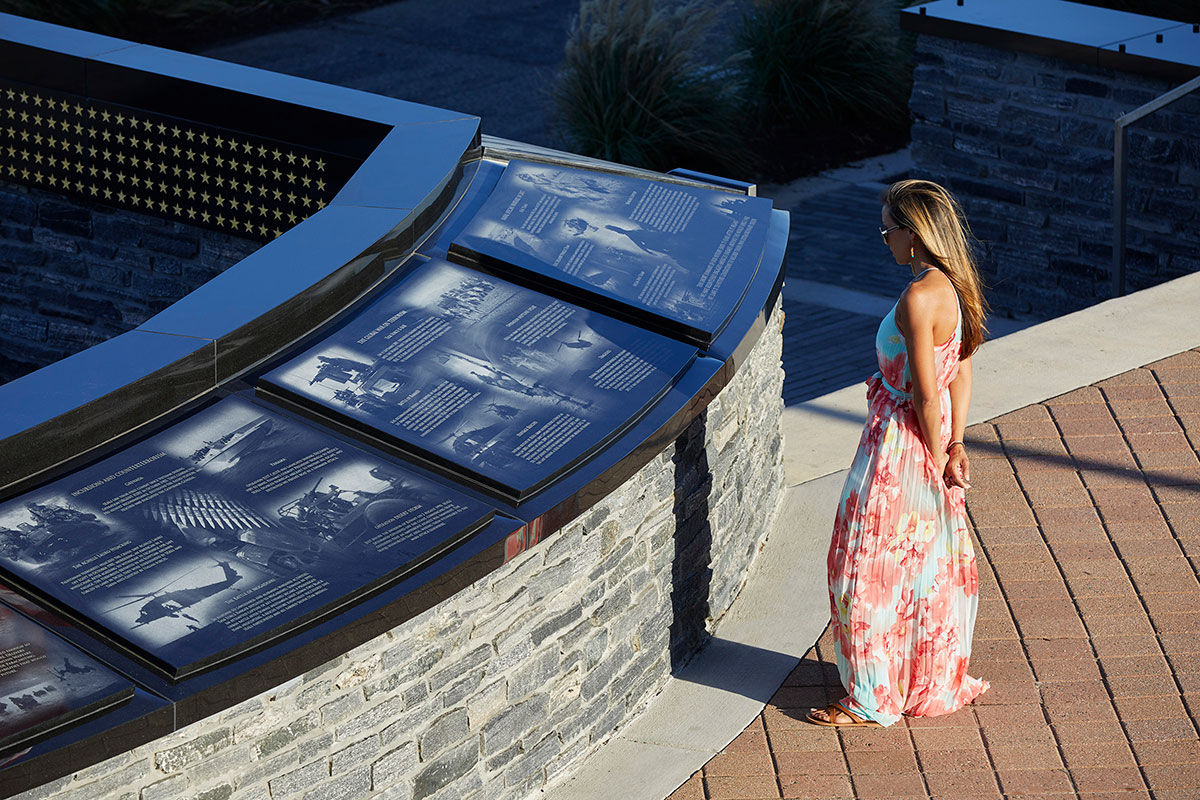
left=879, top=224, right=903, bottom=243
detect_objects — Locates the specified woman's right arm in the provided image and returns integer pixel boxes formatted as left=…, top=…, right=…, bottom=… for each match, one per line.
left=944, top=355, right=972, bottom=489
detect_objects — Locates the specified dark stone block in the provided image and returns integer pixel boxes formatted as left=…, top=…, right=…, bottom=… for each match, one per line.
left=949, top=178, right=1024, bottom=205
left=1000, top=105, right=1059, bottom=136
left=911, top=124, right=954, bottom=149
left=91, top=215, right=143, bottom=247
left=990, top=163, right=1058, bottom=191
left=0, top=241, right=46, bottom=266
left=1130, top=132, right=1182, bottom=164
left=909, top=87, right=946, bottom=121
left=38, top=200, right=90, bottom=238
left=1009, top=87, right=1075, bottom=111
left=947, top=98, right=1001, bottom=127
left=1065, top=78, right=1110, bottom=98
left=1060, top=117, right=1109, bottom=149
left=142, top=231, right=199, bottom=258
left=998, top=146, right=1047, bottom=168
left=0, top=190, right=37, bottom=227
left=1147, top=196, right=1196, bottom=224
left=954, top=137, right=1000, bottom=159
left=0, top=307, right=48, bottom=343
left=152, top=256, right=183, bottom=276
left=1050, top=257, right=1107, bottom=280
left=130, top=271, right=184, bottom=299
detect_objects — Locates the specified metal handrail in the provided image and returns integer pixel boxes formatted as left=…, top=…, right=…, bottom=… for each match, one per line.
left=1112, top=73, right=1200, bottom=297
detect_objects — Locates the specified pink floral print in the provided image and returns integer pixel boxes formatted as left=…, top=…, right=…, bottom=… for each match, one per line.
left=826, top=299, right=988, bottom=726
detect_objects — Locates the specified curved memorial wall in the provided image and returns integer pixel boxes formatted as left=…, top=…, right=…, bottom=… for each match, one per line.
left=0, top=14, right=788, bottom=800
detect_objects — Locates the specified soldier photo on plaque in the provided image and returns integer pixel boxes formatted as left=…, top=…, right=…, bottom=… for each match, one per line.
left=263, top=260, right=697, bottom=501
left=449, top=160, right=773, bottom=345
left=0, top=396, right=494, bottom=678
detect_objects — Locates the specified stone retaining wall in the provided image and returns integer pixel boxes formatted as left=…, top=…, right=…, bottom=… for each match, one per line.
left=16, top=301, right=785, bottom=800
left=0, top=182, right=259, bottom=384
left=909, top=35, right=1200, bottom=318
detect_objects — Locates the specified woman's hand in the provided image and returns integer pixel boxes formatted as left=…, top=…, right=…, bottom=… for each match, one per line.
left=943, top=445, right=971, bottom=489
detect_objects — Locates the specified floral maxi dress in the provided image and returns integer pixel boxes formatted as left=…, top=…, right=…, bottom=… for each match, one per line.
left=826, top=292, right=988, bottom=726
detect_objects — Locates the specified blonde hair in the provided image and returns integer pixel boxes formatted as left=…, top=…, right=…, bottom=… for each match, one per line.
left=883, top=179, right=989, bottom=358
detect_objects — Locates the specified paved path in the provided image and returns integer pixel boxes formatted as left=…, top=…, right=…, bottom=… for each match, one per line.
left=668, top=348, right=1200, bottom=800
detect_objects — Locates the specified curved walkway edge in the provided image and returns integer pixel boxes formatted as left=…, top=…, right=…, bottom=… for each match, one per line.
left=543, top=270, right=1200, bottom=799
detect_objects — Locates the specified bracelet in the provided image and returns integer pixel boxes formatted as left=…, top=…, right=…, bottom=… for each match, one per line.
left=946, top=440, right=965, bottom=453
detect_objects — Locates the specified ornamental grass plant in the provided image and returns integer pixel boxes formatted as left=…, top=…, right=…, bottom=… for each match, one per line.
left=550, top=0, right=751, bottom=175
left=734, top=0, right=910, bottom=129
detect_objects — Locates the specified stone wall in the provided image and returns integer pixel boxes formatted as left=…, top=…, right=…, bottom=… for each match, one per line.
left=16, top=301, right=785, bottom=800
left=0, top=181, right=260, bottom=384
left=909, top=35, right=1200, bottom=318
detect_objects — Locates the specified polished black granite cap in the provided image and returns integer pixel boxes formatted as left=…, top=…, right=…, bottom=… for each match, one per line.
left=902, top=0, right=1199, bottom=79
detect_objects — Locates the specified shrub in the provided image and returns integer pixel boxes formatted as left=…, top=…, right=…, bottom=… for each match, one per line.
left=734, top=0, right=910, bottom=129
left=550, top=0, right=750, bottom=175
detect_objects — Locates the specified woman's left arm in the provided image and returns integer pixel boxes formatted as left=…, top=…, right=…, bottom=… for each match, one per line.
left=944, top=355, right=972, bottom=489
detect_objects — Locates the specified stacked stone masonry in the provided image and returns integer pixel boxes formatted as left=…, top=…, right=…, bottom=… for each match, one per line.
left=14, top=301, right=785, bottom=800
left=0, top=181, right=260, bottom=384
left=909, top=35, right=1200, bottom=318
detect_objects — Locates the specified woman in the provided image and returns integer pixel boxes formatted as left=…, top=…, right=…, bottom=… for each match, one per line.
left=807, top=180, right=990, bottom=727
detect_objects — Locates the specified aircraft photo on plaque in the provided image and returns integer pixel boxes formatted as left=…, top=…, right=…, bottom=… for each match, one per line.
left=0, top=600, right=134, bottom=755
left=448, top=159, right=773, bottom=347
left=260, top=259, right=697, bottom=502
left=0, top=396, right=495, bottom=680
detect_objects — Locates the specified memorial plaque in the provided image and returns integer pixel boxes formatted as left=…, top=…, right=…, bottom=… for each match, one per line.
left=448, top=160, right=773, bottom=347
left=0, top=601, right=133, bottom=755
left=260, top=259, right=697, bottom=502
left=0, top=396, right=495, bottom=680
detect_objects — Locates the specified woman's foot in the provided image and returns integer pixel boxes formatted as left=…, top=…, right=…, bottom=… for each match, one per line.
left=805, top=702, right=880, bottom=727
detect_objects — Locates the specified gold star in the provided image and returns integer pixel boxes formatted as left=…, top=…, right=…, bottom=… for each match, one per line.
left=185, top=168, right=195, bottom=181
left=159, top=181, right=168, bottom=193
left=157, top=123, right=166, bottom=135
left=18, top=111, right=28, bottom=123
left=116, top=172, right=125, bottom=183
left=201, top=191, right=210, bottom=203
left=33, top=152, right=43, bottom=163
left=272, top=189, right=282, bottom=201
left=73, top=123, right=83, bottom=134
left=116, top=190, right=126, bottom=203
left=286, top=172, right=296, bottom=183
left=75, top=181, right=83, bottom=192
left=229, top=177, right=240, bottom=191
left=172, top=145, right=181, bottom=157
left=20, top=168, right=30, bottom=180
left=74, top=103, right=83, bottom=115
left=114, top=132, right=125, bottom=145
left=286, top=192, right=296, bottom=204
left=172, top=165, right=181, bottom=177
left=214, top=134, right=224, bottom=148
left=90, top=184, right=99, bottom=195
left=89, top=166, right=97, bottom=177
left=215, top=155, right=225, bottom=168
left=32, top=171, right=43, bottom=182
left=47, top=155, right=58, bottom=168
left=101, top=130, right=111, bottom=142
left=46, top=135, right=57, bottom=148
left=47, top=117, right=58, bottom=130
left=130, top=194, right=139, bottom=207
left=301, top=176, right=311, bottom=188
left=185, top=149, right=195, bottom=160
left=200, top=152, right=209, bottom=164
left=114, top=111, right=124, bottom=126
left=257, top=145, right=266, bottom=157
left=158, top=200, right=167, bottom=212
left=200, top=172, right=210, bottom=184
left=316, top=158, right=326, bottom=171
left=73, top=142, right=83, bottom=154
left=231, top=218, right=241, bottom=231
left=273, top=229, right=282, bottom=238
left=228, top=158, right=238, bottom=172
left=242, top=160, right=253, bottom=173
left=187, top=188, right=196, bottom=200
left=316, top=179, right=326, bottom=191
left=129, top=134, right=140, bottom=149
left=201, top=210, right=210, bottom=223
left=257, top=184, right=267, bottom=197
left=131, top=175, right=141, bottom=187
left=257, top=165, right=266, bottom=177
left=103, top=187, right=112, bottom=199
left=100, top=109, right=111, bottom=122
left=242, top=141, right=252, bottom=154
left=158, top=161, right=167, bottom=173
left=187, top=208, right=196, bottom=219
left=88, top=145, right=97, bottom=157
left=185, top=129, right=195, bottom=141
left=47, top=174, right=58, bottom=187
left=130, top=155, right=141, bottom=168
left=173, top=203, right=181, bottom=215
left=157, top=143, right=166, bottom=154
left=142, top=118, right=152, bottom=131
left=199, top=132, right=209, bottom=145
left=272, top=209, right=281, bottom=220
left=171, top=125, right=180, bottom=137
left=301, top=155, right=311, bottom=168
left=102, top=168, right=112, bottom=180
left=271, top=148, right=281, bottom=160
left=215, top=195, right=225, bottom=207
left=116, top=152, right=125, bottom=164
left=32, top=113, right=42, bottom=126
left=215, top=214, right=225, bottom=226
left=286, top=151, right=296, bottom=164
left=258, top=224, right=268, bottom=236
left=215, top=175, right=225, bottom=187
left=32, top=94, right=42, bottom=106
left=87, top=107, right=97, bottom=119
left=173, top=185, right=181, bottom=196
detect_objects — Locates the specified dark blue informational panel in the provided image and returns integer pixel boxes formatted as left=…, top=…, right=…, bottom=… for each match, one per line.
left=448, top=160, right=773, bottom=347
left=0, top=396, right=495, bottom=680
left=260, top=259, right=698, bottom=502
left=0, top=600, right=133, bottom=755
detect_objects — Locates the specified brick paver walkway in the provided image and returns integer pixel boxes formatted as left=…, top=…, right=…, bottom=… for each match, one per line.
left=669, top=349, right=1200, bottom=799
